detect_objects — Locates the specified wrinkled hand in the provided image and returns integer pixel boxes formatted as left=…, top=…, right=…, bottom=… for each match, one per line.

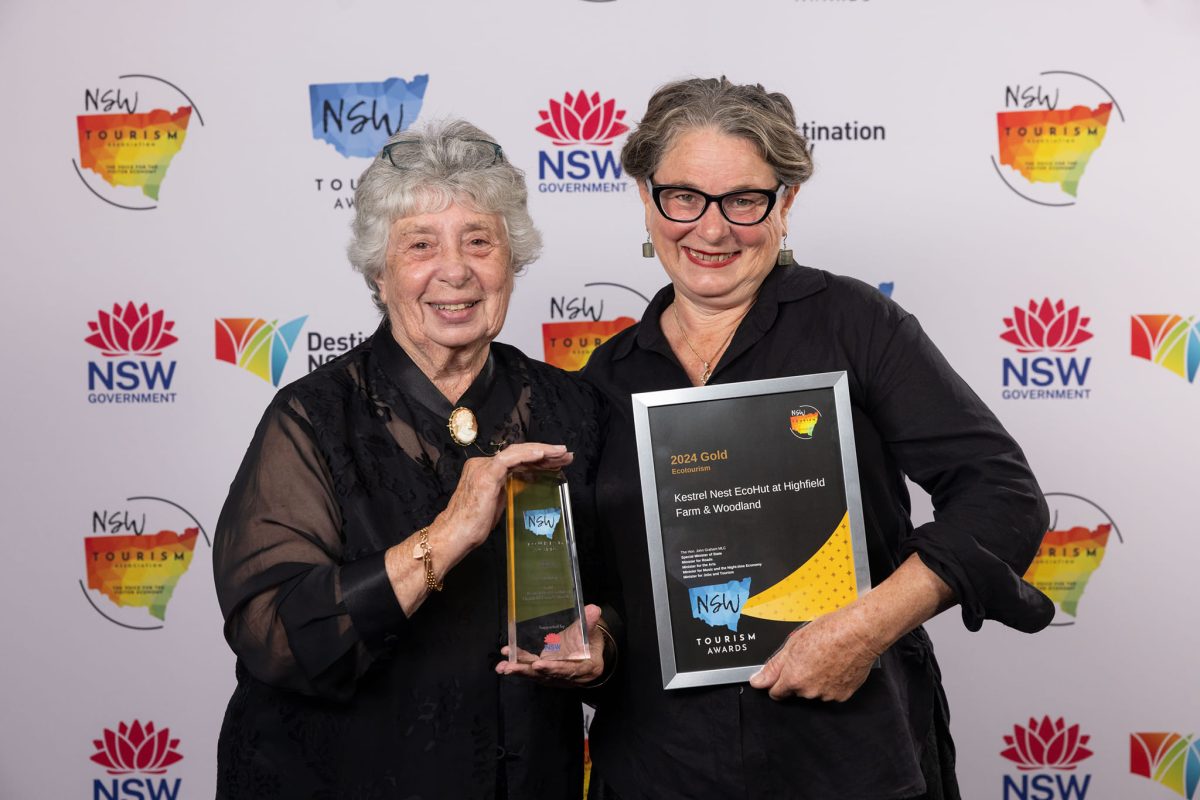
left=442, top=442, right=573, bottom=549
left=748, top=603, right=882, bottom=701
left=496, top=604, right=608, bottom=687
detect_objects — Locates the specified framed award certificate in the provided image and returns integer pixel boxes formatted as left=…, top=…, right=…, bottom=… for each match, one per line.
left=631, top=372, right=872, bottom=689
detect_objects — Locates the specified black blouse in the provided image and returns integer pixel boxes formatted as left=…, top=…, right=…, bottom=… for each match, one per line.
left=213, top=323, right=602, bottom=799
left=582, top=265, right=1051, bottom=800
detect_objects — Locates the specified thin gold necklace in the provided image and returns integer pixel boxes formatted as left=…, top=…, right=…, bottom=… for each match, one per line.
left=671, top=303, right=747, bottom=385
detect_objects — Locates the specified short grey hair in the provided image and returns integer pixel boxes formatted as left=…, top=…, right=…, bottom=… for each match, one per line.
left=348, top=118, right=542, bottom=311
left=621, top=77, right=814, bottom=187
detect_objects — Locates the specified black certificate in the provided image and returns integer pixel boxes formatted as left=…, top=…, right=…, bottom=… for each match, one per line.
left=631, top=372, right=872, bottom=689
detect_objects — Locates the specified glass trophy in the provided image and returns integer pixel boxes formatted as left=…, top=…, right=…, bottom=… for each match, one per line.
left=506, top=469, right=589, bottom=662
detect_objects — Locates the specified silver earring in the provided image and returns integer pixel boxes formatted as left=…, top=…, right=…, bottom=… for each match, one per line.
left=642, top=232, right=655, bottom=258
left=776, top=235, right=793, bottom=266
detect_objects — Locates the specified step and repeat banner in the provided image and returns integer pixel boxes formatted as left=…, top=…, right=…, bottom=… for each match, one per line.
left=1, top=1, right=1198, bottom=798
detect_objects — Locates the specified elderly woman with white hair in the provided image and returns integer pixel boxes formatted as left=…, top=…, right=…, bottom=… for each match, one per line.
left=213, top=119, right=610, bottom=799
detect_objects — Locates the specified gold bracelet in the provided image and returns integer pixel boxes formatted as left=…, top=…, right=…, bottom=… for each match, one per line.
left=411, top=526, right=443, bottom=592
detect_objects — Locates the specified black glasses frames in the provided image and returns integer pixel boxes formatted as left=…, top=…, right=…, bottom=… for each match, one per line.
left=647, top=177, right=787, bottom=226
left=380, top=138, right=504, bottom=169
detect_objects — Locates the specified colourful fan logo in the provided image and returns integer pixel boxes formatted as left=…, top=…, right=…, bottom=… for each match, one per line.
left=1131, top=315, right=1200, bottom=383
left=536, top=91, right=629, bottom=146
left=1131, top=733, right=1200, bottom=798
left=1001, top=299, right=1093, bottom=353
left=91, top=720, right=183, bottom=775
left=1001, top=716, right=1094, bottom=771
left=85, top=302, right=178, bottom=357
left=543, top=318, right=636, bottom=371
left=215, top=316, right=308, bottom=387
left=790, top=406, right=820, bottom=439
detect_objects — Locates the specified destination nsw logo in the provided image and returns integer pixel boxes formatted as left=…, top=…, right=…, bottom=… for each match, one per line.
left=535, top=91, right=630, bottom=195
left=1024, top=493, right=1121, bottom=626
left=1131, top=733, right=1200, bottom=798
left=90, top=719, right=183, bottom=800
left=991, top=70, right=1123, bottom=207
left=1132, top=314, right=1200, bottom=383
left=309, top=75, right=428, bottom=210
left=80, top=496, right=208, bottom=631
left=85, top=302, right=179, bottom=405
left=1000, top=298, right=1093, bottom=400
left=73, top=74, right=204, bottom=210
left=1000, top=716, right=1094, bottom=800
left=215, top=316, right=308, bottom=387
left=542, top=281, right=645, bottom=370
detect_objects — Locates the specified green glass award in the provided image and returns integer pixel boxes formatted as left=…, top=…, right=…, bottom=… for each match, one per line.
left=506, top=470, right=588, bottom=662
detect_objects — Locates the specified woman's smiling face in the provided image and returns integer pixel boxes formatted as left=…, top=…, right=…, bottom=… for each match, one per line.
left=641, top=127, right=795, bottom=310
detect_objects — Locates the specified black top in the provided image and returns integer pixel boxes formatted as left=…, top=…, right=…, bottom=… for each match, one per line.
left=582, top=265, right=1051, bottom=800
left=213, top=322, right=602, bottom=799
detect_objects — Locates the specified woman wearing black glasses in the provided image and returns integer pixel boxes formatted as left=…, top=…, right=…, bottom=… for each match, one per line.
left=582, top=78, right=1052, bottom=800
left=213, top=119, right=611, bottom=799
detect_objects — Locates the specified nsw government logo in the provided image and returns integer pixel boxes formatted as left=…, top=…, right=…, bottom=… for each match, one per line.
left=309, top=75, right=428, bottom=209
left=72, top=74, right=204, bottom=210
left=90, top=719, right=184, bottom=799
left=85, top=302, right=179, bottom=405
left=1001, top=716, right=1094, bottom=799
left=1000, top=299, right=1093, bottom=400
left=991, top=70, right=1123, bottom=207
left=80, top=497, right=208, bottom=631
left=1131, top=314, right=1199, bottom=384
left=536, top=91, right=630, bottom=194
left=215, top=316, right=308, bottom=387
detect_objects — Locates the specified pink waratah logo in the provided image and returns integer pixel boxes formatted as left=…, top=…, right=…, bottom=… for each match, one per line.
left=1001, top=716, right=1094, bottom=771
left=90, top=720, right=184, bottom=775
left=536, top=91, right=629, bottom=146
left=1000, top=299, right=1094, bottom=353
left=86, top=302, right=178, bottom=357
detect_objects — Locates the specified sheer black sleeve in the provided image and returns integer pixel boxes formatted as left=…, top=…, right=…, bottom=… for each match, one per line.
left=212, top=394, right=407, bottom=701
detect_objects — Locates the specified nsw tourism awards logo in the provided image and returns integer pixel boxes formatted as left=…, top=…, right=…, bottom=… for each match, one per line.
left=85, top=302, right=179, bottom=405
left=80, top=497, right=207, bottom=630
left=523, top=508, right=562, bottom=540
left=1131, top=314, right=1200, bottom=383
left=309, top=75, right=428, bottom=209
left=1000, top=298, right=1094, bottom=400
left=991, top=70, right=1123, bottom=206
left=535, top=91, right=631, bottom=195
left=215, top=316, right=308, bottom=387
left=72, top=75, right=204, bottom=210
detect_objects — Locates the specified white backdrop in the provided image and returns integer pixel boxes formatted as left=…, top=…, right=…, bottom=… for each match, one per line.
left=2, top=1, right=1199, bottom=798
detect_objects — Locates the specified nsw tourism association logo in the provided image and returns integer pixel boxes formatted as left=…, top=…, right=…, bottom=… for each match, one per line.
left=215, top=316, right=308, bottom=387
left=1024, top=493, right=1121, bottom=627
left=1000, top=716, right=1094, bottom=799
left=542, top=281, right=645, bottom=370
left=90, top=719, right=184, bottom=799
left=991, top=70, right=1123, bottom=207
left=72, top=74, right=204, bottom=210
left=535, top=91, right=631, bottom=195
left=1000, top=298, right=1094, bottom=400
left=85, top=302, right=179, bottom=405
left=1132, top=314, right=1199, bottom=383
left=80, top=496, right=207, bottom=631
left=309, top=74, right=428, bottom=209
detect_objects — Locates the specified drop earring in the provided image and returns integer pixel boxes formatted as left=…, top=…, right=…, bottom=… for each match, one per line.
left=776, top=234, right=793, bottom=266
left=642, top=232, right=656, bottom=258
